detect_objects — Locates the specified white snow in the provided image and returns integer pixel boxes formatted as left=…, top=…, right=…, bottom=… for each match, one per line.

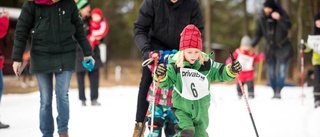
left=1, top=84, right=320, bottom=137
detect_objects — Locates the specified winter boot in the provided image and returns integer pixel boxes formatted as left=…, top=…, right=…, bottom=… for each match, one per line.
left=248, top=92, right=254, bottom=99
left=91, top=100, right=101, bottom=106
left=81, top=100, right=86, bottom=106
left=133, top=122, right=146, bottom=137
left=59, top=132, right=69, bottom=137
left=272, top=90, right=281, bottom=99
left=315, top=100, right=320, bottom=108
left=0, top=121, right=9, bottom=129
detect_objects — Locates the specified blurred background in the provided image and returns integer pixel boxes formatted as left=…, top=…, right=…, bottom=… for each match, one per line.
left=0, top=0, right=319, bottom=93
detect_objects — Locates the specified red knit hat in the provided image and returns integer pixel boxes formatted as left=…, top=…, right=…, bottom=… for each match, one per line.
left=179, top=24, right=202, bottom=50
left=91, top=8, right=103, bottom=17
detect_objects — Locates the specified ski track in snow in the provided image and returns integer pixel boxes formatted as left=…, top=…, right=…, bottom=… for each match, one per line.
left=1, top=84, right=320, bottom=137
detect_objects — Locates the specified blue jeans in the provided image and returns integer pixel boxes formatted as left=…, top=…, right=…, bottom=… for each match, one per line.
left=35, top=71, right=72, bottom=137
left=267, top=57, right=288, bottom=92
left=0, top=69, right=3, bottom=103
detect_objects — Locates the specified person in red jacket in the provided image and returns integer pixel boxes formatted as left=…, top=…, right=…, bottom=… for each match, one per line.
left=87, top=8, right=109, bottom=50
left=226, top=35, right=265, bottom=99
left=0, top=9, right=10, bottom=129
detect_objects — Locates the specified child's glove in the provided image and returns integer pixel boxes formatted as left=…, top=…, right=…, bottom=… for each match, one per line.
left=258, top=53, right=265, bottom=61
left=155, top=63, right=167, bottom=77
left=230, top=60, right=242, bottom=74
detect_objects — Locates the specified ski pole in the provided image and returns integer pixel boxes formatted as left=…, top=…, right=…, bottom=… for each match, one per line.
left=300, top=39, right=305, bottom=104
left=139, top=53, right=160, bottom=137
left=229, top=49, right=259, bottom=137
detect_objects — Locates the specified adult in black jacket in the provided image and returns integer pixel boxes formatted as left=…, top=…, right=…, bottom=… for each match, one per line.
left=11, top=0, right=94, bottom=136
left=251, top=0, right=293, bottom=99
left=132, top=0, right=204, bottom=136
left=75, top=0, right=103, bottom=106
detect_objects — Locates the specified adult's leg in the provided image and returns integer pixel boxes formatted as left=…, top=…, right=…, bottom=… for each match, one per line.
left=276, top=60, right=289, bottom=92
left=135, top=66, right=152, bottom=122
left=36, top=73, right=54, bottom=137
left=88, top=69, right=99, bottom=101
left=55, top=71, right=72, bottom=134
left=267, top=57, right=277, bottom=97
left=76, top=71, right=86, bottom=101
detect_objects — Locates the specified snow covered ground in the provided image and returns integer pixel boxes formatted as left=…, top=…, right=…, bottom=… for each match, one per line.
left=1, top=84, right=320, bottom=137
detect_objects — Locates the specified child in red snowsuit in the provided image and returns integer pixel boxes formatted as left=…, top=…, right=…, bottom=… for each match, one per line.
left=226, top=35, right=264, bottom=99
left=87, top=8, right=109, bottom=50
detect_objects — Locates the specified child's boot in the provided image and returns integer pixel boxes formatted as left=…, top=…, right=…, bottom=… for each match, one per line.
left=133, top=122, right=146, bottom=137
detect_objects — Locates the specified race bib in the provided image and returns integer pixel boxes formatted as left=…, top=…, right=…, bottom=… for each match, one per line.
left=237, top=53, right=254, bottom=71
left=178, top=68, right=210, bottom=100
left=307, top=35, right=320, bottom=54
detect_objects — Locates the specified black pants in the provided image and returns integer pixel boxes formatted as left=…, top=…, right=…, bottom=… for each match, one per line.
left=314, top=65, right=320, bottom=102
left=76, top=69, right=100, bottom=101
left=135, top=66, right=152, bottom=122
left=237, top=80, right=254, bottom=96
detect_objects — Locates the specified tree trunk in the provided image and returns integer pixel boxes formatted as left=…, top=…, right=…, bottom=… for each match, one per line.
left=204, top=0, right=211, bottom=54
left=242, top=0, right=249, bottom=35
left=297, top=0, right=303, bottom=67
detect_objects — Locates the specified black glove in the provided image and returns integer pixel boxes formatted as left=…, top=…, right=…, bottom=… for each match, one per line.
left=155, top=63, right=167, bottom=77
left=231, top=60, right=242, bottom=74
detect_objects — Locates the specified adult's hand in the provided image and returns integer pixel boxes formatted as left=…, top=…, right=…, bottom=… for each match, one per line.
left=12, top=62, right=21, bottom=77
left=271, top=12, right=280, bottom=20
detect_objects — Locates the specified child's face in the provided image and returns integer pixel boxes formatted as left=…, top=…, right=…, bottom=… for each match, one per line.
left=240, top=45, right=251, bottom=51
left=316, top=20, right=320, bottom=28
left=183, top=48, right=201, bottom=64
left=170, top=0, right=178, bottom=3
left=92, top=13, right=102, bottom=22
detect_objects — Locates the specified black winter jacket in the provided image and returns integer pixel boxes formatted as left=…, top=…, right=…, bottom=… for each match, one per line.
left=134, top=0, right=204, bottom=56
left=251, top=9, right=293, bottom=63
left=12, top=0, right=92, bottom=74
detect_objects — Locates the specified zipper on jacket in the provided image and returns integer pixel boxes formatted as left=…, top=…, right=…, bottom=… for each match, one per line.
left=192, top=104, right=194, bottom=110
left=59, top=7, right=62, bottom=25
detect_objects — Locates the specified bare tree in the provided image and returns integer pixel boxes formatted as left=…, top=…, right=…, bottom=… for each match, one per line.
left=204, top=0, right=211, bottom=53
left=242, top=0, right=249, bottom=35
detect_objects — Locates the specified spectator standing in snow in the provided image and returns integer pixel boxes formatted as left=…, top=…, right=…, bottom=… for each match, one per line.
left=226, top=35, right=265, bottom=99
left=251, top=0, right=293, bottom=99
left=0, top=8, right=10, bottom=129
left=75, top=0, right=106, bottom=106
left=132, top=0, right=204, bottom=136
left=11, top=0, right=94, bottom=136
left=155, top=24, right=241, bottom=136
left=301, top=13, right=320, bottom=108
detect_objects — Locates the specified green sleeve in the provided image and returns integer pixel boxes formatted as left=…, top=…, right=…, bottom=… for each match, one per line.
left=208, top=60, right=236, bottom=82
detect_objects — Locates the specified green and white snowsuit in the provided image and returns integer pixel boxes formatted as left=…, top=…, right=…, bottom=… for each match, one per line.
left=156, top=52, right=236, bottom=137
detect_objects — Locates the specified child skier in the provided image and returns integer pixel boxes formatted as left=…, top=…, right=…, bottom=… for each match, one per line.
left=145, top=50, right=177, bottom=137
left=154, top=24, right=242, bottom=137
left=226, top=35, right=265, bottom=99
left=302, top=12, right=320, bottom=108
left=87, top=8, right=109, bottom=50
